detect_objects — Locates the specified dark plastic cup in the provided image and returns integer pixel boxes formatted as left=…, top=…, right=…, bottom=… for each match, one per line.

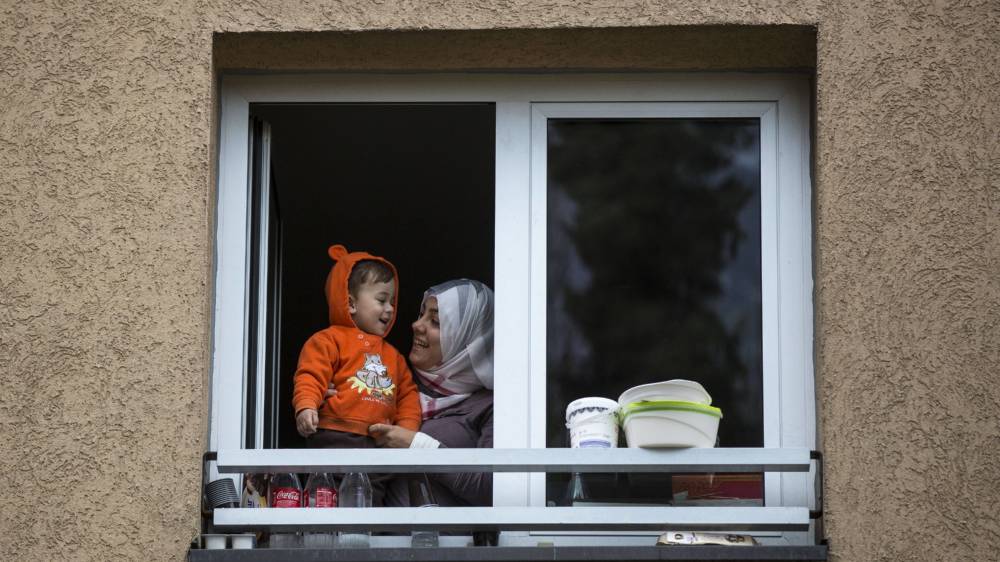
left=206, top=478, right=240, bottom=509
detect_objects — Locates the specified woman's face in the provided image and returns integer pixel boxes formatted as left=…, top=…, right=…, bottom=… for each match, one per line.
left=409, top=296, right=443, bottom=370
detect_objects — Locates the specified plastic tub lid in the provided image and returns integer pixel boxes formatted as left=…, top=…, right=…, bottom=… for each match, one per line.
left=617, top=380, right=712, bottom=407
left=565, top=397, right=619, bottom=423
left=620, top=400, right=723, bottom=419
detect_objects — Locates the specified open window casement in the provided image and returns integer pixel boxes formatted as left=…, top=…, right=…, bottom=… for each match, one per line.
left=210, top=73, right=815, bottom=546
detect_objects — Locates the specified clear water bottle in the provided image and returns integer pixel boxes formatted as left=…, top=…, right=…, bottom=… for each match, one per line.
left=337, top=472, right=372, bottom=548
left=303, top=473, right=337, bottom=547
left=408, top=474, right=439, bottom=547
left=568, top=472, right=590, bottom=505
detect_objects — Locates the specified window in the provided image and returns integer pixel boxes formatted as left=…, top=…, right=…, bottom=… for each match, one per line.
left=211, top=73, right=814, bottom=545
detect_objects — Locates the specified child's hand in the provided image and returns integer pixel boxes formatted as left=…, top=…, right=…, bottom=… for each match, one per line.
left=324, top=382, right=338, bottom=400
left=296, top=408, right=318, bottom=437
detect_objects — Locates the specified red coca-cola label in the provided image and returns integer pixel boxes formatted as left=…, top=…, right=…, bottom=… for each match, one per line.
left=272, top=487, right=303, bottom=508
left=312, top=487, right=336, bottom=508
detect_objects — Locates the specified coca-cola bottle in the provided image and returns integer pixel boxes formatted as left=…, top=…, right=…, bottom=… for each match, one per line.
left=303, top=473, right=338, bottom=548
left=269, top=473, right=303, bottom=548
left=269, top=472, right=303, bottom=507
left=305, top=473, right=338, bottom=507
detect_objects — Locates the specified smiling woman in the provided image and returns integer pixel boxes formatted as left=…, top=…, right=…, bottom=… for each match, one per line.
left=371, top=279, right=497, bottom=507
left=409, top=280, right=494, bottom=419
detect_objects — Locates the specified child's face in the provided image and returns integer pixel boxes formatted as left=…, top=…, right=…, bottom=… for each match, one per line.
left=349, top=279, right=396, bottom=336
left=409, top=296, right=443, bottom=370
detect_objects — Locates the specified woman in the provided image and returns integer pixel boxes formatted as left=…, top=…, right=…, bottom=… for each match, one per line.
left=332, top=279, right=495, bottom=507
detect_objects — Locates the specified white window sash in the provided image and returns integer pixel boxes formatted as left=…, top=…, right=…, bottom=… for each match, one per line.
left=528, top=101, right=779, bottom=509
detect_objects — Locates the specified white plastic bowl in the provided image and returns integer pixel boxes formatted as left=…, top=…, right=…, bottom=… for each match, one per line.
left=620, top=401, right=722, bottom=448
left=617, top=379, right=712, bottom=406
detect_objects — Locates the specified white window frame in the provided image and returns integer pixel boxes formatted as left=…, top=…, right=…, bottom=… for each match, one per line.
left=211, top=73, right=814, bottom=544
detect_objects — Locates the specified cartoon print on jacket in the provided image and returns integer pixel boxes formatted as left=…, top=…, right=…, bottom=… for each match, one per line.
left=349, top=353, right=396, bottom=402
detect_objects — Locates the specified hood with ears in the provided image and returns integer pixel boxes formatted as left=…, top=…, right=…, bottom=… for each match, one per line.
left=324, top=244, right=399, bottom=334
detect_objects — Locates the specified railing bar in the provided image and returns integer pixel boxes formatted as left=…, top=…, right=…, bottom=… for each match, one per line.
left=216, top=448, right=811, bottom=474
left=213, top=506, right=810, bottom=532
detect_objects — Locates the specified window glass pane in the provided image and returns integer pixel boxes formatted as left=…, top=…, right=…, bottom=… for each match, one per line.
left=546, top=118, right=762, bottom=505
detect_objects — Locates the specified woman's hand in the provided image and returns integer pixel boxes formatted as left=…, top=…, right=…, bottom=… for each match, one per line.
left=368, top=423, right=417, bottom=448
left=324, top=383, right=338, bottom=399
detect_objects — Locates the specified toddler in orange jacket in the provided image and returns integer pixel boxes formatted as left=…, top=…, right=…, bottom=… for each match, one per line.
left=293, top=245, right=421, bottom=466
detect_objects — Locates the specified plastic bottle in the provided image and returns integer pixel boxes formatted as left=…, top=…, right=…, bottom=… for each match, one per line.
left=303, top=473, right=337, bottom=548
left=336, top=472, right=372, bottom=548
left=269, top=472, right=304, bottom=507
left=305, top=473, right=338, bottom=507
left=269, top=473, right=303, bottom=548
left=408, top=475, right=439, bottom=547
left=565, top=472, right=591, bottom=506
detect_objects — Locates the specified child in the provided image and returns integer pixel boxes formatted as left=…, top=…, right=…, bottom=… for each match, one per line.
left=292, top=245, right=421, bottom=502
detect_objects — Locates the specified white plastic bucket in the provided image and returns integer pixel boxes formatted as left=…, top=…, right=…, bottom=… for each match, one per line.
left=565, top=397, right=620, bottom=448
left=620, top=400, right=722, bottom=448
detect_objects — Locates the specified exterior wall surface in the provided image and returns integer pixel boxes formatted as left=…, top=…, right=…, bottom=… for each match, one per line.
left=1, top=2, right=997, bottom=561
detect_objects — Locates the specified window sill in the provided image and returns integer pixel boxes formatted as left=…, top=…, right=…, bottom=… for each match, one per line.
left=188, top=544, right=828, bottom=562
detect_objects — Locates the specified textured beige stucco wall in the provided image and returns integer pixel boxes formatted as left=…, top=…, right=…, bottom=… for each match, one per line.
left=1, top=2, right=997, bottom=561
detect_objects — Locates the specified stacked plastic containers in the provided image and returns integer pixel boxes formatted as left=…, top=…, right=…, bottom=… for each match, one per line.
left=617, top=379, right=723, bottom=448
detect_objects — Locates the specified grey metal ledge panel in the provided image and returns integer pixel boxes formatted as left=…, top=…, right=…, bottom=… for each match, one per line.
left=188, top=545, right=829, bottom=562
left=213, top=506, right=810, bottom=532
left=215, top=448, right=812, bottom=474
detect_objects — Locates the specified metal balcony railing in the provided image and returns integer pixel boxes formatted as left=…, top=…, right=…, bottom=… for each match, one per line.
left=208, top=447, right=820, bottom=534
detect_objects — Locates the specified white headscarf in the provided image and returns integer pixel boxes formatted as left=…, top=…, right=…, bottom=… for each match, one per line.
left=413, top=279, right=494, bottom=419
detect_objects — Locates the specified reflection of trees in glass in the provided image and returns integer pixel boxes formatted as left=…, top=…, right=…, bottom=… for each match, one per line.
left=546, top=119, right=762, bottom=449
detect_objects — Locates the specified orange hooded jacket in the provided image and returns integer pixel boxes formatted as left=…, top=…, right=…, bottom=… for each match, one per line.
left=291, top=245, right=421, bottom=435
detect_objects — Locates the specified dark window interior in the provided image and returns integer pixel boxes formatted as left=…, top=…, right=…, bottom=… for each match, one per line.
left=249, top=104, right=495, bottom=449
